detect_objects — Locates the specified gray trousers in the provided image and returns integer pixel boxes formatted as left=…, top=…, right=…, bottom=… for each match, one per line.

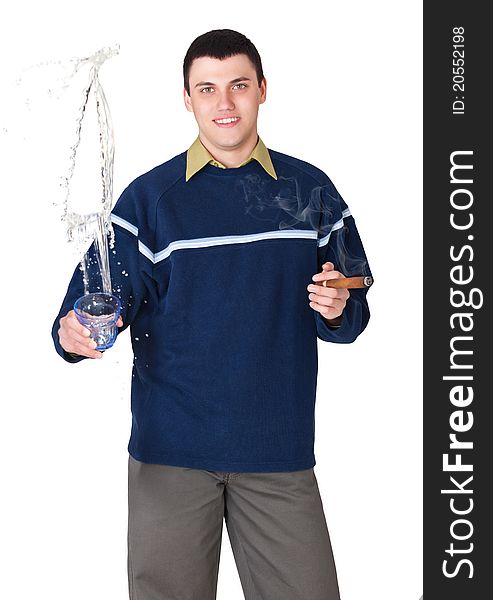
left=128, top=455, right=341, bottom=600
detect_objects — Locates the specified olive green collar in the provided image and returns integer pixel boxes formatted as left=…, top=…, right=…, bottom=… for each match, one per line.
left=185, top=136, right=278, bottom=182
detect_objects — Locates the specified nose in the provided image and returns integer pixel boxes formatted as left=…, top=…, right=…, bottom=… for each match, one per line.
left=216, top=88, right=235, bottom=111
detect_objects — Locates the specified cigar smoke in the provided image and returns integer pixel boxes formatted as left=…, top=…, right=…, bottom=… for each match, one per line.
left=241, top=175, right=371, bottom=279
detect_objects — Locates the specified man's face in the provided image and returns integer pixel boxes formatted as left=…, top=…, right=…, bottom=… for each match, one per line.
left=184, top=54, right=266, bottom=157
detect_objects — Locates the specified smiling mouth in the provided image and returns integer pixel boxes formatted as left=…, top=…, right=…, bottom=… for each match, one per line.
left=213, top=116, right=240, bottom=126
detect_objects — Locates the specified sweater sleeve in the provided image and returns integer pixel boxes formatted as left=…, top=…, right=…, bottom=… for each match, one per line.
left=52, top=184, right=157, bottom=362
left=314, top=180, right=372, bottom=343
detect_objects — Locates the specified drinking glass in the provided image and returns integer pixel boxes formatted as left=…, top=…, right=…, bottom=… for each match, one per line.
left=74, top=293, right=121, bottom=350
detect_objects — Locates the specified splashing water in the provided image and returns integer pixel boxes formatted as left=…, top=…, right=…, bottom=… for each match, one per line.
left=54, top=45, right=119, bottom=294
left=60, top=45, right=119, bottom=294
left=66, top=211, right=113, bottom=294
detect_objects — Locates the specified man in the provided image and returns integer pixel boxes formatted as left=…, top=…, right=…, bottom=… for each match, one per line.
left=53, top=29, right=371, bottom=600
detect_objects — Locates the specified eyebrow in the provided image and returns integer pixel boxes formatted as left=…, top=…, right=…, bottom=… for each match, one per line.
left=194, top=77, right=252, bottom=88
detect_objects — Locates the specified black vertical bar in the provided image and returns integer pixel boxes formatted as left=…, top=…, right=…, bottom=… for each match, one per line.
left=424, top=2, right=491, bottom=598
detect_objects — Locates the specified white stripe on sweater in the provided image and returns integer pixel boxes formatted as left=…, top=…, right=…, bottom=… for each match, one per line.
left=317, top=208, right=352, bottom=248
left=111, top=210, right=351, bottom=263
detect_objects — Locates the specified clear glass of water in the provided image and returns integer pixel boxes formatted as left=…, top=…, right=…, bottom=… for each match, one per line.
left=74, top=293, right=121, bottom=350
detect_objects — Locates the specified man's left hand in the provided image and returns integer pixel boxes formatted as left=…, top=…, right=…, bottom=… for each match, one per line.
left=307, top=262, right=350, bottom=322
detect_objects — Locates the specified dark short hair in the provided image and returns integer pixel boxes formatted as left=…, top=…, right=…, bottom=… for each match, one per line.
left=183, top=29, right=264, bottom=96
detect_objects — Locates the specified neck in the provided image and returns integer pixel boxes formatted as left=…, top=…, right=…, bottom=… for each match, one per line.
left=200, top=133, right=259, bottom=168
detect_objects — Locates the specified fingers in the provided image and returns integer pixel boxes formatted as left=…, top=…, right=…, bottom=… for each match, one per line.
left=307, top=281, right=350, bottom=300
left=308, top=290, right=348, bottom=310
left=117, top=316, right=123, bottom=328
left=307, top=262, right=349, bottom=319
left=307, top=287, right=349, bottom=305
left=58, top=310, right=103, bottom=359
left=312, top=261, right=342, bottom=283
left=309, top=298, right=346, bottom=320
left=307, top=268, right=350, bottom=305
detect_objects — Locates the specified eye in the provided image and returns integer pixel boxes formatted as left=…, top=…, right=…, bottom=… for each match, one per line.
left=233, top=83, right=247, bottom=90
left=200, top=87, right=214, bottom=94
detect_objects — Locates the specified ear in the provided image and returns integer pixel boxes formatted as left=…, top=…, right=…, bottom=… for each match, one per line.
left=259, top=77, right=267, bottom=104
left=183, top=88, right=194, bottom=113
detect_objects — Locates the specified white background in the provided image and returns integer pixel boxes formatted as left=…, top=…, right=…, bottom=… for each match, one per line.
left=0, top=1, right=422, bottom=599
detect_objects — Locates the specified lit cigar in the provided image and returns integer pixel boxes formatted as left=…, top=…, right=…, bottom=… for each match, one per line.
left=316, top=276, right=373, bottom=289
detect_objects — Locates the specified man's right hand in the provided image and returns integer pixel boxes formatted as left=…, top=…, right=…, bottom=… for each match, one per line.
left=58, top=310, right=123, bottom=359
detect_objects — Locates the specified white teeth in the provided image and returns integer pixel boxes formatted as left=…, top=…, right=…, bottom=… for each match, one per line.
left=215, top=117, right=239, bottom=124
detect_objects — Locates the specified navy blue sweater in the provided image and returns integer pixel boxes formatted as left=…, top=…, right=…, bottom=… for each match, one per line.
left=52, top=149, right=371, bottom=472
